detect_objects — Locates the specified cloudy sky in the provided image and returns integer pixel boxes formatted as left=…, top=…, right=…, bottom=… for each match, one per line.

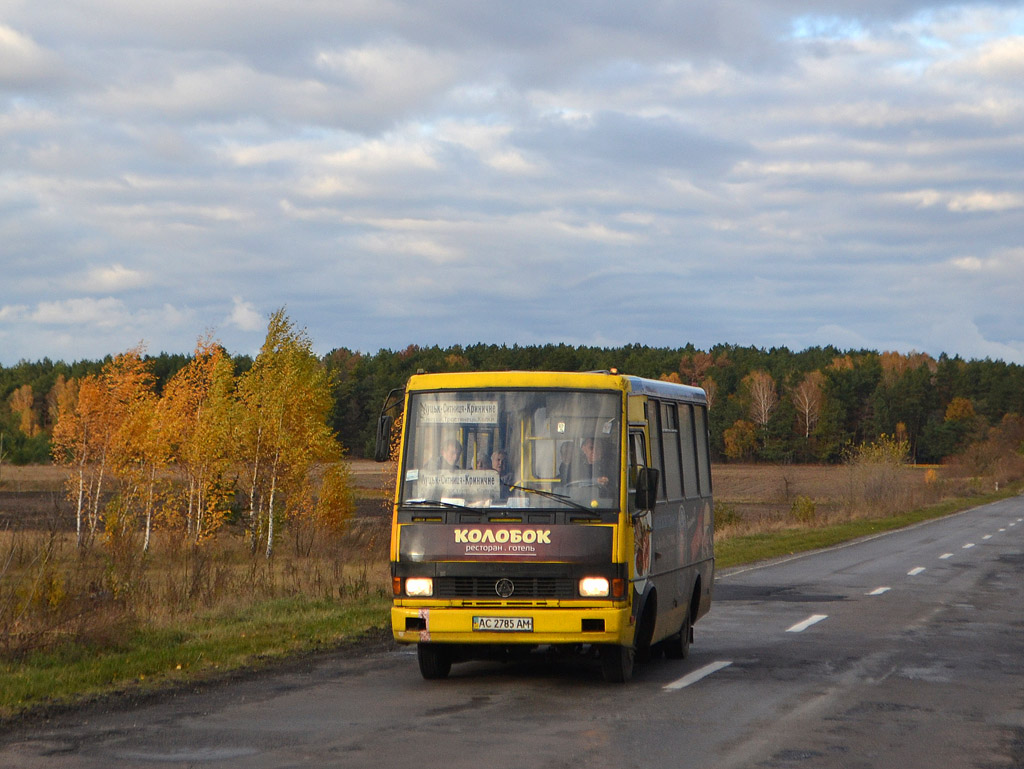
left=2, top=1, right=1023, bottom=366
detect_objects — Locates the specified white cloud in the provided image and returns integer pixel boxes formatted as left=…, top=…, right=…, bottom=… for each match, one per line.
left=81, top=264, right=149, bottom=292
left=949, top=247, right=1024, bottom=274
left=314, top=40, right=461, bottom=107
left=325, top=135, right=440, bottom=174
left=30, top=298, right=127, bottom=328
left=948, top=191, right=1024, bottom=213
left=434, top=121, right=543, bottom=175
left=356, top=232, right=463, bottom=265
left=0, top=24, right=62, bottom=86
left=951, top=256, right=985, bottom=271
left=0, top=305, right=28, bottom=322
left=973, top=35, right=1024, bottom=78
left=226, top=297, right=263, bottom=332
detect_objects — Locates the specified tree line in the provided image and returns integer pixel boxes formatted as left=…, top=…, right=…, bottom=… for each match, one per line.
left=4, top=340, right=1024, bottom=472
left=322, top=343, right=1024, bottom=465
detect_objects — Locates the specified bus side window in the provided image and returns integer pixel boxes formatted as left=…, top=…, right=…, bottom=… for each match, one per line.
left=647, top=401, right=667, bottom=498
left=694, top=405, right=712, bottom=496
left=680, top=404, right=699, bottom=498
left=661, top=402, right=683, bottom=501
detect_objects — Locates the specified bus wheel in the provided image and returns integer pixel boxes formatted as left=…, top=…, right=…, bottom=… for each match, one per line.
left=600, top=644, right=635, bottom=683
left=417, top=643, right=452, bottom=680
left=664, top=607, right=692, bottom=660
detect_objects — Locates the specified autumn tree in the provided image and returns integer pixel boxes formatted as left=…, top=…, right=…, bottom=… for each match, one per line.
left=159, top=337, right=238, bottom=546
left=743, top=370, right=778, bottom=428
left=8, top=384, right=40, bottom=437
left=51, top=348, right=157, bottom=550
left=238, top=309, right=352, bottom=558
left=791, top=371, right=825, bottom=439
left=723, top=419, right=757, bottom=460
left=46, top=375, right=74, bottom=429
left=679, top=352, right=714, bottom=385
left=679, top=351, right=729, bottom=395
left=51, top=374, right=106, bottom=547
left=97, top=348, right=159, bottom=559
left=945, top=397, right=976, bottom=423
left=703, top=374, right=718, bottom=411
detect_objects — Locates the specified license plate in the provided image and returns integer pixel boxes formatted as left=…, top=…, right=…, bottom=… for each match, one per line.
left=473, top=616, right=533, bottom=632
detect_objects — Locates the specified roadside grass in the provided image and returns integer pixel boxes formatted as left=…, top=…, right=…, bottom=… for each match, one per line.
left=0, top=592, right=390, bottom=718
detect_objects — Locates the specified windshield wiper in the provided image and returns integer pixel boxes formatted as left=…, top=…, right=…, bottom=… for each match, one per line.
left=404, top=498, right=472, bottom=511
left=507, top=484, right=593, bottom=513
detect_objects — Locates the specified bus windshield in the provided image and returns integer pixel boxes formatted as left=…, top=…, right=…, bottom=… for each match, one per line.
left=399, top=389, right=622, bottom=511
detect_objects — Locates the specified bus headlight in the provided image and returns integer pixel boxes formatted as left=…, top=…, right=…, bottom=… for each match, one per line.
left=579, top=577, right=610, bottom=598
left=405, top=577, right=434, bottom=597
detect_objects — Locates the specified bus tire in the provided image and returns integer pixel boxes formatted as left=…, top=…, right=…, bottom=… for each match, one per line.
left=600, top=644, right=635, bottom=683
left=664, top=606, right=692, bottom=660
left=417, top=643, right=452, bottom=680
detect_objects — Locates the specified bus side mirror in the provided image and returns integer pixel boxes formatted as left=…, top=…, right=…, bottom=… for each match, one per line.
left=373, top=386, right=405, bottom=463
left=374, top=415, right=394, bottom=462
left=635, top=467, right=659, bottom=509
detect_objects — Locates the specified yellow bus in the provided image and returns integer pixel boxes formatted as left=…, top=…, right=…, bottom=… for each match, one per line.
left=376, top=370, right=714, bottom=682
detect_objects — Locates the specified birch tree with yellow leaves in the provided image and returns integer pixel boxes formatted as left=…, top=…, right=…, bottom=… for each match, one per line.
left=51, top=373, right=109, bottom=547
left=100, top=348, right=160, bottom=559
left=237, top=309, right=352, bottom=558
left=51, top=347, right=157, bottom=550
left=791, top=371, right=825, bottom=440
left=158, top=337, right=238, bottom=545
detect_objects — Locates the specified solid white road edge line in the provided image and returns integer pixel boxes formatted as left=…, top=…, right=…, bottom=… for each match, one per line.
left=787, top=614, right=828, bottom=633
left=664, top=660, right=733, bottom=691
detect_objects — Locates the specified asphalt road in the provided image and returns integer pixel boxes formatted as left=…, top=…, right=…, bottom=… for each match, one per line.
left=2, top=496, right=1023, bottom=769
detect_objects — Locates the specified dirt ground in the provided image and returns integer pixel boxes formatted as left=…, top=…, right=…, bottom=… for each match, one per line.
left=0, top=460, right=396, bottom=530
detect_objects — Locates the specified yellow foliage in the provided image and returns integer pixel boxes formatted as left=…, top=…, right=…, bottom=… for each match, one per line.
left=8, top=384, right=40, bottom=437
left=944, top=397, right=976, bottom=423
left=723, top=419, right=757, bottom=460
left=314, top=463, right=355, bottom=535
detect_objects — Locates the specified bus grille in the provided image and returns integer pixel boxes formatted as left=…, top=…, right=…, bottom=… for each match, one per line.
left=435, top=576, right=576, bottom=599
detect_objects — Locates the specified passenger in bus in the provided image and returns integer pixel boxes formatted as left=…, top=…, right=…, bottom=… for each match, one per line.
left=490, top=449, right=515, bottom=497
left=432, top=439, right=462, bottom=470
left=476, top=450, right=492, bottom=470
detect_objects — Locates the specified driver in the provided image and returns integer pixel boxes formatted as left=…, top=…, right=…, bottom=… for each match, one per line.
left=579, top=437, right=612, bottom=487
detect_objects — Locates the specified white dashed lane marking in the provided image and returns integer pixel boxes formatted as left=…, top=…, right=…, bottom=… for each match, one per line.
left=787, top=614, right=828, bottom=633
left=663, top=661, right=733, bottom=691
left=908, top=567, right=926, bottom=576
left=867, top=587, right=891, bottom=596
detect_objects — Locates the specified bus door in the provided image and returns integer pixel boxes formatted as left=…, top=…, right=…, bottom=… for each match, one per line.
left=628, top=430, right=653, bottom=599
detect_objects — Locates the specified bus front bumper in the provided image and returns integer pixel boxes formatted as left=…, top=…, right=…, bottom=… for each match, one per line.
left=392, top=605, right=633, bottom=646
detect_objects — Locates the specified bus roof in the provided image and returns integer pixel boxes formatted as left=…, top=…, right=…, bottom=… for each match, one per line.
left=624, top=375, right=707, bottom=405
left=405, top=370, right=707, bottom=405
